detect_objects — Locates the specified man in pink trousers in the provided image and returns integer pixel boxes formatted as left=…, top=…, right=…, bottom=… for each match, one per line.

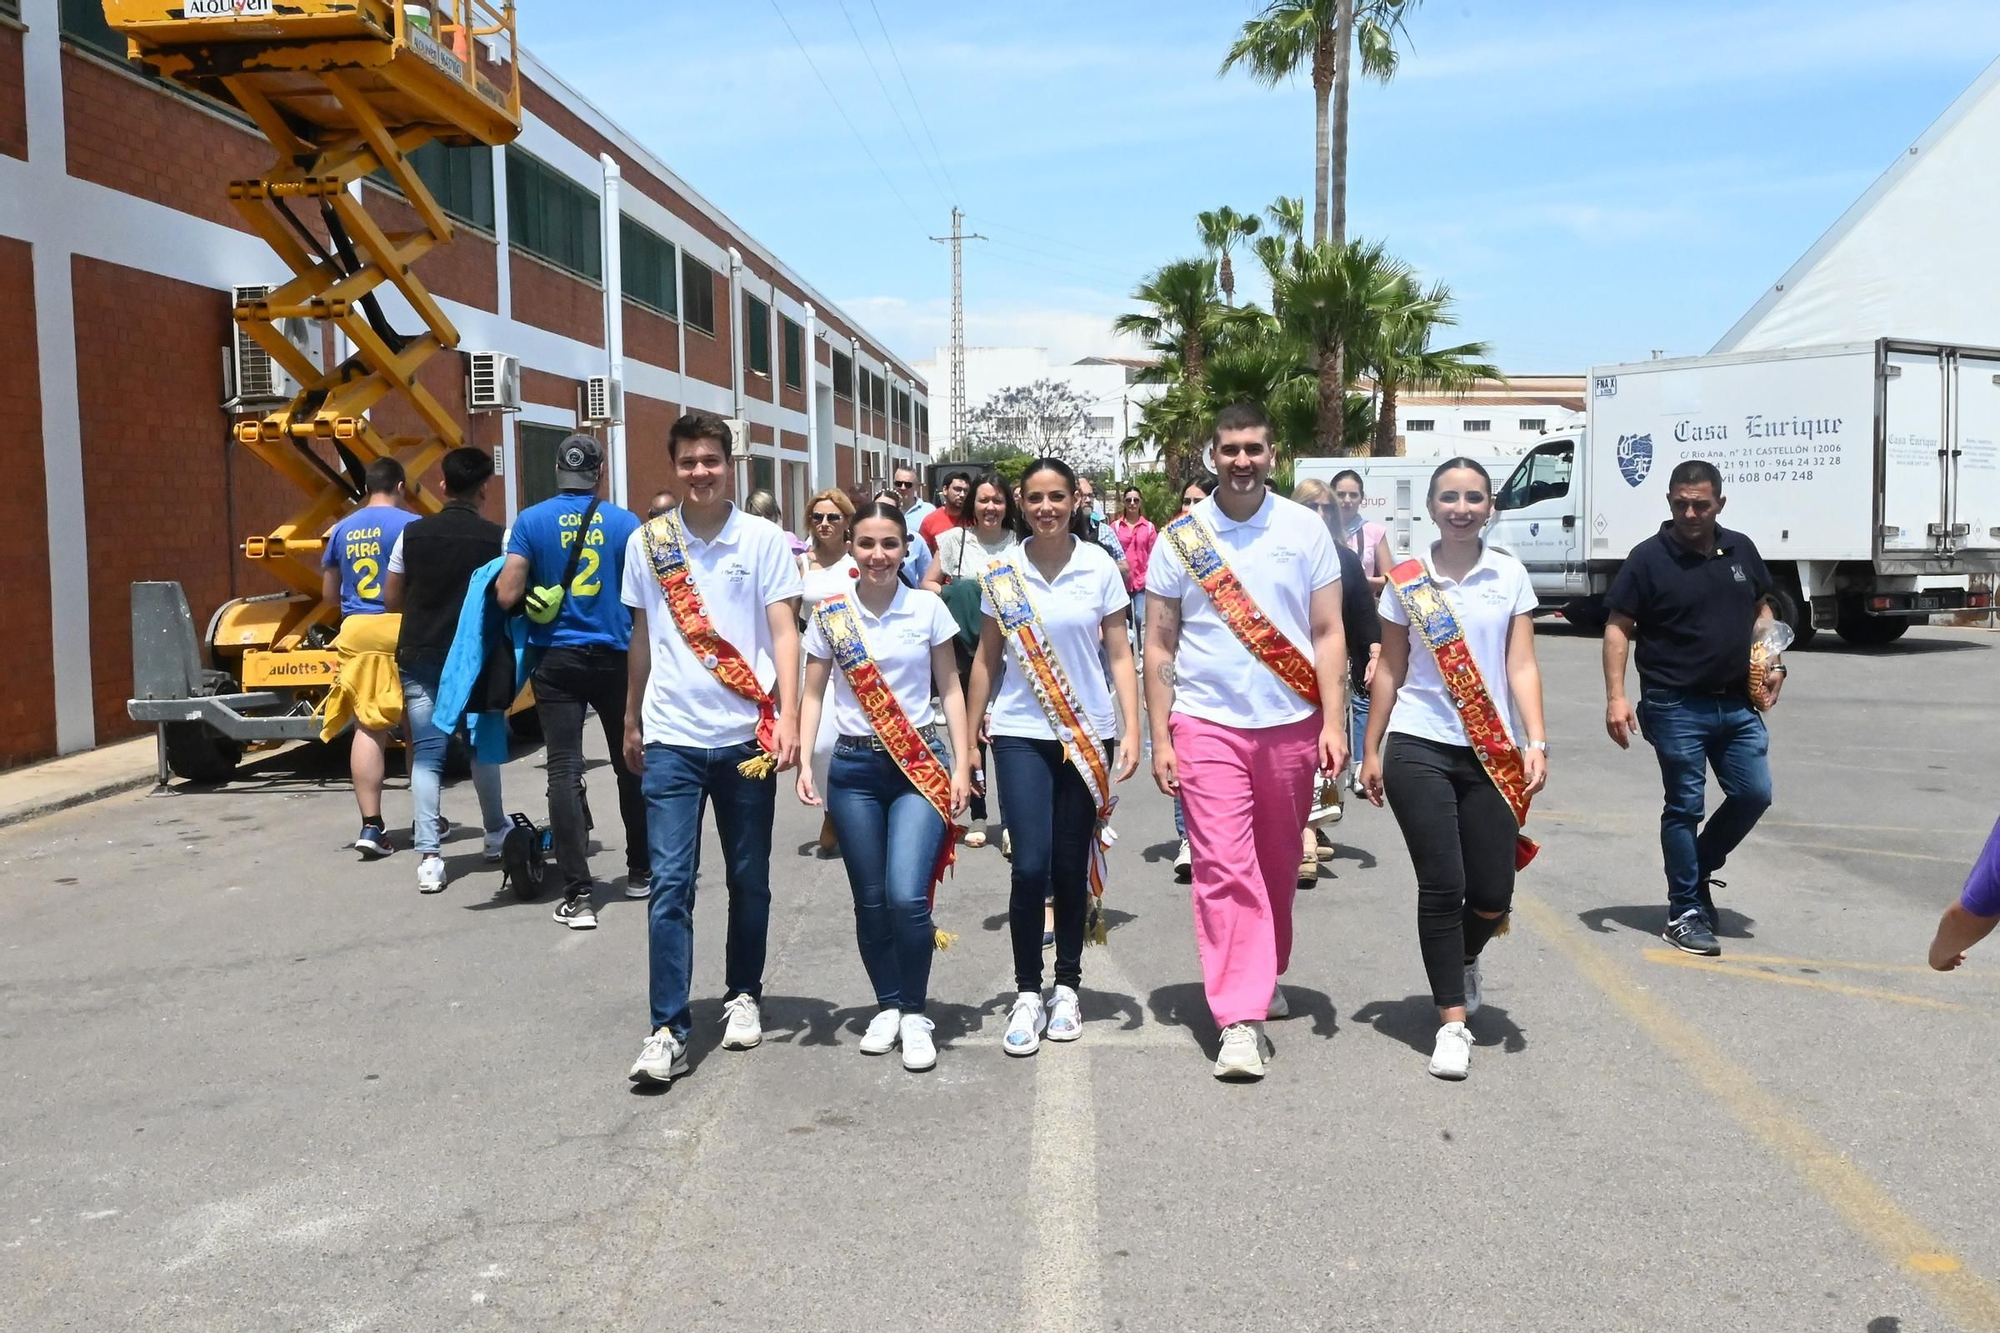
left=1145, top=402, right=1348, bottom=1081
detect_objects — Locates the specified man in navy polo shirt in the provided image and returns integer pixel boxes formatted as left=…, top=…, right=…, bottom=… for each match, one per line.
left=1602, top=458, right=1787, bottom=957
left=497, top=434, right=646, bottom=930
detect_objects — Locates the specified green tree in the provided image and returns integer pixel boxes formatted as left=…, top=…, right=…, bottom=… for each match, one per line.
left=1273, top=238, right=1414, bottom=455
left=1196, top=206, right=1261, bottom=304
left=1220, top=1, right=1418, bottom=249
left=1362, top=275, right=1503, bottom=456
left=1113, top=259, right=1260, bottom=481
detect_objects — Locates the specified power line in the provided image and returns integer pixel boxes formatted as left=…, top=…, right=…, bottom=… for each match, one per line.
left=767, top=0, right=923, bottom=230
left=835, top=0, right=950, bottom=211
left=978, top=235, right=1140, bottom=288
left=867, top=0, right=961, bottom=206
left=965, top=215, right=1145, bottom=268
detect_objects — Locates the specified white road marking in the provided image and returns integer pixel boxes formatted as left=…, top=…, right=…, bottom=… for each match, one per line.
left=1019, top=1049, right=1102, bottom=1333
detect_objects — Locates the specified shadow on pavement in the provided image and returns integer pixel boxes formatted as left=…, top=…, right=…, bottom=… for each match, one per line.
left=1138, top=839, right=1178, bottom=865
left=1351, top=994, right=1528, bottom=1056
left=977, top=907, right=1138, bottom=935
left=1812, top=636, right=1987, bottom=657
left=1147, top=980, right=1340, bottom=1049
left=1578, top=903, right=1757, bottom=940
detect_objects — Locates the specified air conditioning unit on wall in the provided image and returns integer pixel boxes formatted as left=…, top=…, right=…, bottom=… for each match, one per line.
left=583, top=375, right=623, bottom=425
left=467, top=352, right=521, bottom=412
left=224, top=283, right=319, bottom=409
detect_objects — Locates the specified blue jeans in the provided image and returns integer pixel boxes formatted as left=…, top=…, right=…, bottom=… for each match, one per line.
left=642, top=741, right=776, bottom=1038
left=1173, top=794, right=1185, bottom=840
left=1349, top=690, right=1371, bottom=771
left=824, top=742, right=948, bottom=1012
left=400, top=669, right=504, bottom=855
left=994, top=735, right=1113, bottom=992
left=1638, top=689, right=1773, bottom=922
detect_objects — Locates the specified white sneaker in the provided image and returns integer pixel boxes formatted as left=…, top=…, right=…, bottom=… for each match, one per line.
left=482, top=827, right=507, bottom=863
left=900, top=1014, right=936, bottom=1072
left=1046, top=985, right=1082, bottom=1042
left=1000, top=827, right=1013, bottom=860
left=1173, top=838, right=1192, bottom=883
left=1428, top=1021, right=1472, bottom=1080
left=1213, top=1022, right=1269, bottom=1080
left=1002, top=991, right=1046, bottom=1057
left=859, top=1008, right=902, bottom=1055
left=1463, top=957, right=1483, bottom=1017
left=416, top=855, right=447, bottom=894
left=1267, top=984, right=1290, bottom=1020
left=627, top=1027, right=688, bottom=1084
left=720, top=994, right=762, bottom=1050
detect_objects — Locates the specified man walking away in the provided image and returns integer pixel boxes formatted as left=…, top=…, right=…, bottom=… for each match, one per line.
left=384, top=447, right=510, bottom=896
left=622, top=412, right=803, bottom=1086
left=1603, top=459, right=1786, bottom=957
left=496, top=434, right=646, bottom=931
left=322, top=457, right=418, bottom=857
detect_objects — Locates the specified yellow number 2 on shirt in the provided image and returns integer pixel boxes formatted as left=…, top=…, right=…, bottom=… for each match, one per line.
left=353, top=558, right=381, bottom=600
left=570, top=546, right=601, bottom=597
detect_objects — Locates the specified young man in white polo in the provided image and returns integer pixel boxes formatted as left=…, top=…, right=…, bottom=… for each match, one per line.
left=1145, top=401, right=1348, bottom=1081
left=621, top=412, right=803, bottom=1085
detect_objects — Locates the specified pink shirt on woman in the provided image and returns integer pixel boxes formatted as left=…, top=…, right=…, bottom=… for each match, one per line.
left=1342, top=518, right=1388, bottom=577
left=1113, top=516, right=1157, bottom=592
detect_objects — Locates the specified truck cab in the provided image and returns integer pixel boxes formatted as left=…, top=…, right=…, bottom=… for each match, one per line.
left=1489, top=435, right=1586, bottom=603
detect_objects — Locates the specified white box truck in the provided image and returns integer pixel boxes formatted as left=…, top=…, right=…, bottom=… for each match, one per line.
left=1482, top=339, right=1999, bottom=646
left=1293, top=454, right=1522, bottom=571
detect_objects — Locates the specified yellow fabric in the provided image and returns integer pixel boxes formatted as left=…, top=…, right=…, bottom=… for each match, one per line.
left=319, top=613, right=405, bottom=740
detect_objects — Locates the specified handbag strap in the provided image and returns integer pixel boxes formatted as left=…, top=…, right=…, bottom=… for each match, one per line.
left=557, top=496, right=603, bottom=591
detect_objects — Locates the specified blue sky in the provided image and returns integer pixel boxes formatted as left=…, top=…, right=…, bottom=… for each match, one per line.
left=526, top=2, right=2000, bottom=374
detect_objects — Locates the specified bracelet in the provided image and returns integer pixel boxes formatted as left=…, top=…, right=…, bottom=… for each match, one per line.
left=1525, top=740, right=1549, bottom=752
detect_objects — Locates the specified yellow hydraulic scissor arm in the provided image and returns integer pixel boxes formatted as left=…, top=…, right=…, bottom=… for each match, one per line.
left=104, top=0, right=522, bottom=653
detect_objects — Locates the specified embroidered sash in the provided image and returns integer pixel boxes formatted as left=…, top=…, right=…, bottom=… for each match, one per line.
left=1387, top=558, right=1539, bottom=870
left=814, top=592, right=962, bottom=948
left=643, top=512, right=779, bottom=779
left=981, top=558, right=1118, bottom=945
left=1160, top=511, right=1321, bottom=708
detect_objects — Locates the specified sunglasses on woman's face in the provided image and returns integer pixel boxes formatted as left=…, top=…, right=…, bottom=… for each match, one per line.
left=1307, top=500, right=1336, bottom=513
left=810, top=511, right=844, bottom=526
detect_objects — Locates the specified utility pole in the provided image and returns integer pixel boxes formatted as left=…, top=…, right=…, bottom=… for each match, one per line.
left=930, top=207, right=984, bottom=458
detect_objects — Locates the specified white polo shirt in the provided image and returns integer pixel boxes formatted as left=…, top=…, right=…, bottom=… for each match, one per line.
left=979, top=537, right=1129, bottom=742
left=1147, top=492, right=1341, bottom=727
left=1379, top=544, right=1537, bottom=748
left=803, top=584, right=958, bottom=738
left=620, top=504, right=803, bottom=748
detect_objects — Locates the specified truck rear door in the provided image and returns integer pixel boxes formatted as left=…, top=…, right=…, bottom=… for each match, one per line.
left=1879, top=343, right=1948, bottom=556
left=1947, top=346, right=2000, bottom=559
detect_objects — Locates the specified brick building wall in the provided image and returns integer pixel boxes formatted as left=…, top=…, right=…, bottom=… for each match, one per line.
left=0, top=236, right=55, bottom=766
left=0, top=28, right=26, bottom=162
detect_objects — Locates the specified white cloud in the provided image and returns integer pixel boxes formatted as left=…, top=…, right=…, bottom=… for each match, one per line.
left=841, top=290, right=1146, bottom=374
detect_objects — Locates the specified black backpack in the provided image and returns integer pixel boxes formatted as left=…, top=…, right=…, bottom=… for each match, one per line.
left=496, top=812, right=550, bottom=899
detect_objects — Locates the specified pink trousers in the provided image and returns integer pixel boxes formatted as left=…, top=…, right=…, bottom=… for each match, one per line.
left=1172, top=711, right=1321, bottom=1027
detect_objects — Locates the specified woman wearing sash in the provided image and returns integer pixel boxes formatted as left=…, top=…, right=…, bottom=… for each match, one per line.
left=966, top=457, right=1141, bottom=1056
left=1360, top=458, right=1548, bottom=1082
left=1167, top=473, right=1217, bottom=884
left=799, top=489, right=857, bottom=857
left=796, top=503, right=970, bottom=1072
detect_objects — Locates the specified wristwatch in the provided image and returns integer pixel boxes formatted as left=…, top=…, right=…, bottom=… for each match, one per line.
left=1765, top=664, right=1788, bottom=678
left=1525, top=740, right=1550, bottom=752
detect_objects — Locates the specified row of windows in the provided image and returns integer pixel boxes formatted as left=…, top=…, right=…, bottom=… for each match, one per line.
left=1404, top=417, right=1549, bottom=434
left=740, top=297, right=807, bottom=390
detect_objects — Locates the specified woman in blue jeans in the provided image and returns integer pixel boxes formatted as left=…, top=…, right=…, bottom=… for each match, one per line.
left=795, top=503, right=971, bottom=1073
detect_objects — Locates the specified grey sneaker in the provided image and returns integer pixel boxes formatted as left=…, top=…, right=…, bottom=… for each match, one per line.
left=1662, top=909, right=1721, bottom=957
left=1463, top=957, right=1483, bottom=1016
left=628, top=1027, right=687, bottom=1084
left=1213, top=1022, right=1269, bottom=1080
left=553, top=893, right=597, bottom=930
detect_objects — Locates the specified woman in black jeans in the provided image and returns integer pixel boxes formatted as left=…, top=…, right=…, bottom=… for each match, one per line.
left=965, top=458, right=1140, bottom=1056
left=1359, top=458, right=1547, bottom=1082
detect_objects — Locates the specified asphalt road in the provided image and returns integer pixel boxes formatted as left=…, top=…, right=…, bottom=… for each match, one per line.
left=4, top=624, right=1999, bottom=1332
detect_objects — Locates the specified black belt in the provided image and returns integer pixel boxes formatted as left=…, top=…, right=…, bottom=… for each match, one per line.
left=836, top=726, right=942, bottom=753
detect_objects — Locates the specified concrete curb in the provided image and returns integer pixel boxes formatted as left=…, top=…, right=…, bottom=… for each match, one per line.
left=0, top=771, right=158, bottom=831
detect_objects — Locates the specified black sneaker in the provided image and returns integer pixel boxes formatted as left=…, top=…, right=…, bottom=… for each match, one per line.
left=554, top=893, right=597, bottom=930
left=1697, top=877, right=1727, bottom=931
left=1662, top=909, right=1721, bottom=956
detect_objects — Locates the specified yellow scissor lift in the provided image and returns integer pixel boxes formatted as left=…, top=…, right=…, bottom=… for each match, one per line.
left=113, top=0, right=521, bottom=782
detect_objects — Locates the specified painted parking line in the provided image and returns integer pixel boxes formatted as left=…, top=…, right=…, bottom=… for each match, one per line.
left=1516, top=892, right=2000, bottom=1330
left=1639, top=949, right=1965, bottom=1011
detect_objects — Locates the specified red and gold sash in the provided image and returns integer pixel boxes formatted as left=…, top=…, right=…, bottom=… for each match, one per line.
left=982, top=558, right=1118, bottom=944
left=1160, top=511, right=1321, bottom=708
left=643, top=512, right=779, bottom=779
left=1387, top=558, right=1540, bottom=870
left=814, top=591, right=961, bottom=948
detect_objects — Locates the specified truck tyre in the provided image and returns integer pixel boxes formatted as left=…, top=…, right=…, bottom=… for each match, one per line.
left=163, top=721, right=243, bottom=784
left=1561, top=598, right=1607, bottom=635
left=1836, top=606, right=1911, bottom=646
left=1775, top=568, right=1816, bottom=650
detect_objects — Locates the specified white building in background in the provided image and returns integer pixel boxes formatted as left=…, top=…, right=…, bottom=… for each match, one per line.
left=1377, top=375, right=1586, bottom=460
left=912, top=346, right=1164, bottom=475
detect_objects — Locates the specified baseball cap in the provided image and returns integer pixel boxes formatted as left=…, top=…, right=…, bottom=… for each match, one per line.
left=555, top=433, right=604, bottom=490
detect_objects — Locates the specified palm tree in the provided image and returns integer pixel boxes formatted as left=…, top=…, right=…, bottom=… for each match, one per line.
left=1197, top=206, right=1262, bottom=304
left=1251, top=233, right=1292, bottom=319
left=1274, top=238, right=1414, bottom=454
left=1363, top=276, right=1503, bottom=456
left=1114, top=259, right=1258, bottom=479
left=1220, top=2, right=1417, bottom=248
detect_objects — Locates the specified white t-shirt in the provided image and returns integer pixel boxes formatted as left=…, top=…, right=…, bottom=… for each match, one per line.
left=802, top=584, right=958, bottom=737
left=1379, top=544, right=1537, bottom=748
left=933, top=526, right=1019, bottom=581
left=799, top=555, right=858, bottom=613
left=619, top=504, right=804, bottom=748
left=979, top=537, right=1129, bottom=741
left=1147, top=493, right=1341, bottom=727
